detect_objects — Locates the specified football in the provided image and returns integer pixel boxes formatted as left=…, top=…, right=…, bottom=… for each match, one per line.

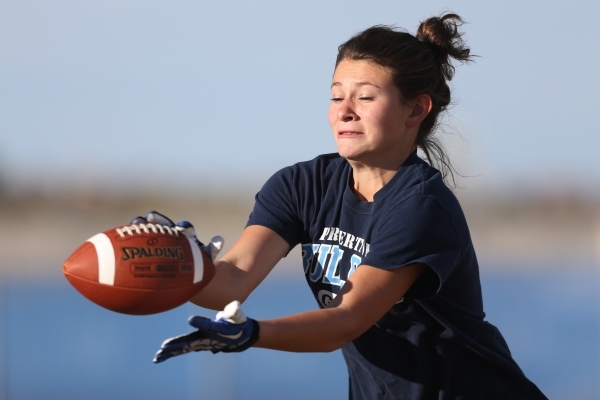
left=63, top=222, right=215, bottom=315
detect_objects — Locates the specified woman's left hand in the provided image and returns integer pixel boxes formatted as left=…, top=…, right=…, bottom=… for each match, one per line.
left=153, top=301, right=260, bottom=363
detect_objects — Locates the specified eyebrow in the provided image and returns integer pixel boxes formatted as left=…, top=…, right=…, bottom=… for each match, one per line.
left=331, top=81, right=382, bottom=89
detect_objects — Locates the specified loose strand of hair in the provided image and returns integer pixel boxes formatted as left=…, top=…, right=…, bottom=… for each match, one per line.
left=420, top=136, right=459, bottom=189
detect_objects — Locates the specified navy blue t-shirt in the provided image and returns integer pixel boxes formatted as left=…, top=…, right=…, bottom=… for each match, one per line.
left=248, top=152, right=546, bottom=400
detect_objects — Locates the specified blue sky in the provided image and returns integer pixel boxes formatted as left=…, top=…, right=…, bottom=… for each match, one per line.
left=1, top=0, right=599, bottom=195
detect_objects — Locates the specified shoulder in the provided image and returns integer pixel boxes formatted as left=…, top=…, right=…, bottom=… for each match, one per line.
left=250, top=153, right=347, bottom=247
left=386, top=154, right=464, bottom=222
left=365, top=158, right=474, bottom=294
left=265, top=153, right=348, bottom=189
left=284, top=153, right=346, bottom=177
left=370, top=155, right=471, bottom=257
left=256, top=153, right=348, bottom=206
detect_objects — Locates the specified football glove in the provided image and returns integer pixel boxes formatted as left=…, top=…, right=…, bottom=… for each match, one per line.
left=130, top=211, right=224, bottom=261
left=153, top=300, right=260, bottom=363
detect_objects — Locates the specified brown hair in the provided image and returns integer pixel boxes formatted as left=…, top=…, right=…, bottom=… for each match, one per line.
left=335, top=13, right=474, bottom=186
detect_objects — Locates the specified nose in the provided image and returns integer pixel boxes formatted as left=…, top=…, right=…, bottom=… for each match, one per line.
left=337, top=99, right=359, bottom=122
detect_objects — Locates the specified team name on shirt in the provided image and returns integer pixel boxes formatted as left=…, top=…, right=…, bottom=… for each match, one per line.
left=302, top=227, right=371, bottom=306
left=318, top=227, right=370, bottom=256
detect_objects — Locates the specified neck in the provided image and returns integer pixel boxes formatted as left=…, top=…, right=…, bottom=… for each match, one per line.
left=348, top=147, right=415, bottom=202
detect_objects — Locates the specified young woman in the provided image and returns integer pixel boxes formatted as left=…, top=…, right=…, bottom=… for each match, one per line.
left=147, top=13, right=547, bottom=400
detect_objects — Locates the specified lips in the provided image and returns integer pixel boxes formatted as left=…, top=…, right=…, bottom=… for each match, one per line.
left=338, top=131, right=364, bottom=136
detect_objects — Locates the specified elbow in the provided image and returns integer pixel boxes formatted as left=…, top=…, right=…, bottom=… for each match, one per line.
left=319, top=331, right=361, bottom=353
left=319, top=339, right=350, bottom=353
left=320, top=316, right=368, bottom=353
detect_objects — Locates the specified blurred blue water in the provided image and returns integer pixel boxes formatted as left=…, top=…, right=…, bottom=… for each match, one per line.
left=482, top=269, right=600, bottom=400
left=1, top=268, right=599, bottom=400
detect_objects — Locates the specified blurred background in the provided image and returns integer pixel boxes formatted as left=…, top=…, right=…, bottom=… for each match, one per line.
left=1, top=0, right=599, bottom=399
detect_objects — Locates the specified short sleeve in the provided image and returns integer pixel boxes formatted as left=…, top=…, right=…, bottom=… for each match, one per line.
left=246, top=166, right=304, bottom=249
left=363, top=195, right=465, bottom=298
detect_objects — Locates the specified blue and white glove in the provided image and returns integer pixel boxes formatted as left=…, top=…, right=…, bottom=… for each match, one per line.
left=153, top=300, right=260, bottom=363
left=130, top=211, right=224, bottom=261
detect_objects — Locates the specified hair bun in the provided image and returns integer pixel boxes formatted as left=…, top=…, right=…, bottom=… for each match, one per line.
left=416, top=13, right=473, bottom=80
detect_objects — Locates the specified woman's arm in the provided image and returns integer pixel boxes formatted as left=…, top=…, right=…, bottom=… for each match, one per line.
left=190, top=225, right=291, bottom=310
left=153, top=263, right=424, bottom=363
left=190, top=223, right=424, bottom=353
left=256, top=262, right=425, bottom=352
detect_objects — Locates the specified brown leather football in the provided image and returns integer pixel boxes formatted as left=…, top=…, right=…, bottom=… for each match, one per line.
left=63, top=222, right=215, bottom=315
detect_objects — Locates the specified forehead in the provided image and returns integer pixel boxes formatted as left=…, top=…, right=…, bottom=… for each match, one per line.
left=331, top=59, right=393, bottom=87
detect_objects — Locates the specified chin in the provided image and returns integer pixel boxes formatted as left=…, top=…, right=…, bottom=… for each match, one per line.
left=338, top=152, right=366, bottom=164
left=336, top=145, right=361, bottom=159
left=337, top=149, right=357, bottom=160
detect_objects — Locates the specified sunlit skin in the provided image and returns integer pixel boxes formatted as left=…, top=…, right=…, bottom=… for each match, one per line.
left=329, top=59, right=432, bottom=201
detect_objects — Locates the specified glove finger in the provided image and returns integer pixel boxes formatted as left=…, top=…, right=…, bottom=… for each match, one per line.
left=145, top=211, right=175, bottom=227
left=153, top=339, right=191, bottom=364
left=176, top=220, right=198, bottom=240
left=154, top=344, right=203, bottom=363
left=159, top=330, right=205, bottom=347
left=206, top=235, right=224, bottom=261
left=153, top=330, right=211, bottom=363
left=130, top=216, right=148, bottom=224
left=187, top=315, right=214, bottom=331
left=153, top=348, right=176, bottom=363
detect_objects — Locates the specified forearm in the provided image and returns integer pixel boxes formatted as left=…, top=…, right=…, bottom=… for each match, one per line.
left=189, top=259, right=252, bottom=310
left=255, top=306, right=362, bottom=353
left=254, top=264, right=426, bottom=353
left=157, top=264, right=425, bottom=362
left=189, top=225, right=290, bottom=310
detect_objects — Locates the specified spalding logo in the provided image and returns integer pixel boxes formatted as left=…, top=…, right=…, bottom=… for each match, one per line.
left=121, top=246, right=185, bottom=261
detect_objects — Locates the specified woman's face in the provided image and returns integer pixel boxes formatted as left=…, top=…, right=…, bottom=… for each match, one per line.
left=328, top=59, right=418, bottom=168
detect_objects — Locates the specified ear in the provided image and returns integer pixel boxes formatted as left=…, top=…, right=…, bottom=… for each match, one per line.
left=406, top=94, right=433, bottom=127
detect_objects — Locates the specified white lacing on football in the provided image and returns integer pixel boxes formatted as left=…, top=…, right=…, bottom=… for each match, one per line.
left=116, top=223, right=180, bottom=238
